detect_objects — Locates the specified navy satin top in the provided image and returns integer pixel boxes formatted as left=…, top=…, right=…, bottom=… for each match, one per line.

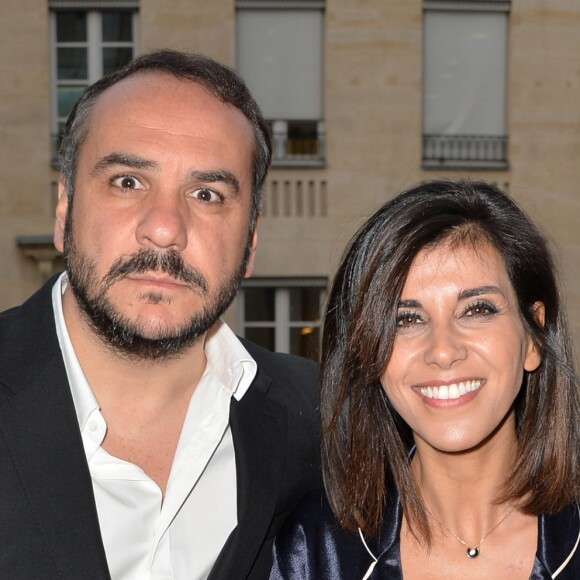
left=270, top=488, right=580, bottom=579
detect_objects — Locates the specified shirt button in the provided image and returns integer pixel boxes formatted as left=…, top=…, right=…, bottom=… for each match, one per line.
left=87, top=419, right=99, bottom=432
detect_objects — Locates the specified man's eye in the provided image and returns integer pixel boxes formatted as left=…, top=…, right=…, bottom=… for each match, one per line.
left=112, top=175, right=144, bottom=190
left=191, top=188, right=222, bottom=203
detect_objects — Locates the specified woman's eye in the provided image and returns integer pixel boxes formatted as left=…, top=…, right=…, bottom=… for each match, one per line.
left=396, top=311, right=422, bottom=328
left=112, top=175, right=143, bottom=190
left=191, top=188, right=222, bottom=203
left=465, top=301, right=498, bottom=317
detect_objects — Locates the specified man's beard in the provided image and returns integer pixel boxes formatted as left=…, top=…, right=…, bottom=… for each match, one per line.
left=63, top=211, right=250, bottom=361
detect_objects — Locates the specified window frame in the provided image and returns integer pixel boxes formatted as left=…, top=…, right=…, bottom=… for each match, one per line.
left=421, top=0, right=511, bottom=170
left=236, top=0, right=326, bottom=168
left=237, top=277, right=327, bottom=359
left=49, top=5, right=138, bottom=167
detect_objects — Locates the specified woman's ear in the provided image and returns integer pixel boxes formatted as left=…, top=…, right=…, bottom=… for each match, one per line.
left=524, top=301, right=545, bottom=372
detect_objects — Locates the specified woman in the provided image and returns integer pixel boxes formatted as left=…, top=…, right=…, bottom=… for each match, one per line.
left=271, top=179, right=580, bottom=579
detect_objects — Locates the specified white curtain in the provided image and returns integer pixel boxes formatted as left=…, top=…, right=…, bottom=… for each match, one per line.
left=237, top=9, right=323, bottom=120
left=423, top=10, right=507, bottom=135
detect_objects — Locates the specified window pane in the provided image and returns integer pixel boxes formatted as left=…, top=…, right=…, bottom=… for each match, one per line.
left=290, top=327, right=320, bottom=361
left=289, top=287, right=321, bottom=321
left=244, top=287, right=275, bottom=321
left=57, top=47, right=88, bottom=80
left=245, top=328, right=275, bottom=352
left=287, top=121, right=319, bottom=156
left=56, top=12, right=87, bottom=42
left=58, top=85, right=86, bottom=118
left=237, top=10, right=323, bottom=120
left=102, top=47, right=133, bottom=75
left=102, top=12, right=133, bottom=42
left=423, top=11, right=507, bottom=135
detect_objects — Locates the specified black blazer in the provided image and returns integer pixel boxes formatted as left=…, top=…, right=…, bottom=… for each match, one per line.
left=271, top=489, right=580, bottom=579
left=0, top=277, right=321, bottom=579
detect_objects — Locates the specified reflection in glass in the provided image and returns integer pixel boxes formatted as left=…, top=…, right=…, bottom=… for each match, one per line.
left=103, top=48, right=133, bottom=75
left=290, top=327, right=320, bottom=361
left=57, top=47, right=88, bottom=80
left=102, top=12, right=133, bottom=42
left=289, top=287, right=321, bottom=321
left=244, top=328, right=275, bottom=352
left=57, top=12, right=86, bottom=42
left=245, top=287, right=275, bottom=322
left=58, top=86, right=86, bottom=118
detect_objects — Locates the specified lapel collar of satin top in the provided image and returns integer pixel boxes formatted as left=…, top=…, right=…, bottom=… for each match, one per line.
left=0, top=277, right=111, bottom=578
left=535, top=503, right=580, bottom=578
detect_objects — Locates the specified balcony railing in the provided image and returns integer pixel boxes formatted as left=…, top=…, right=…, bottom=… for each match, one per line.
left=423, top=0, right=510, bottom=11
left=422, top=134, right=508, bottom=169
left=237, top=0, right=325, bottom=7
left=270, top=120, right=325, bottom=168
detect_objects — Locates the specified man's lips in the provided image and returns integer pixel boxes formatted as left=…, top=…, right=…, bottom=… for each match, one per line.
left=414, top=379, right=485, bottom=400
left=126, top=274, right=189, bottom=288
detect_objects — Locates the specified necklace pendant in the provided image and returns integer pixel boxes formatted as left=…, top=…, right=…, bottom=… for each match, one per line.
left=466, top=546, right=479, bottom=559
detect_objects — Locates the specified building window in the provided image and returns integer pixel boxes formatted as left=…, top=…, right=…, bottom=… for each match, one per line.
left=237, top=278, right=326, bottom=361
left=50, top=4, right=138, bottom=167
left=236, top=1, right=325, bottom=167
left=422, top=1, right=510, bottom=169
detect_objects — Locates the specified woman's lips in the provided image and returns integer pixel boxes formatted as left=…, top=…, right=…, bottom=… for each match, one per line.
left=417, top=379, right=485, bottom=400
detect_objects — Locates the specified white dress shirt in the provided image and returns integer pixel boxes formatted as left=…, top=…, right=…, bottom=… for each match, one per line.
left=52, top=274, right=257, bottom=579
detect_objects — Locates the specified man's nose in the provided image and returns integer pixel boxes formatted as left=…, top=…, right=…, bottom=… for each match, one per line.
left=135, top=192, right=188, bottom=251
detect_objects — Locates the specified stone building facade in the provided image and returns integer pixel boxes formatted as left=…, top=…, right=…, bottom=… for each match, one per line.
left=1, top=0, right=579, bottom=358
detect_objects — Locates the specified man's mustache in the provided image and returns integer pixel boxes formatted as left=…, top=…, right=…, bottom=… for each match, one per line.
left=103, top=249, right=208, bottom=294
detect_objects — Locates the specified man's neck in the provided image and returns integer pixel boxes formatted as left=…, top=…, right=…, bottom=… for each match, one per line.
left=61, top=287, right=209, bottom=493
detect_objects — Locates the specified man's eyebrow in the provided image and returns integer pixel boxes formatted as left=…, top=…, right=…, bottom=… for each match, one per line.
left=458, top=286, right=505, bottom=301
left=92, top=153, right=158, bottom=174
left=188, top=170, right=241, bottom=196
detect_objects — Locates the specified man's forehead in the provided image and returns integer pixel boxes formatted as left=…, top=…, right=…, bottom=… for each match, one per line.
left=91, top=71, right=214, bottom=114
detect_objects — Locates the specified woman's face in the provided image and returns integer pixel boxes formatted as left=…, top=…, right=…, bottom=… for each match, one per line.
left=380, top=240, right=542, bottom=453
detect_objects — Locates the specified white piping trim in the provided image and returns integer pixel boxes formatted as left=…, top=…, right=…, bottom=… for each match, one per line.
left=358, top=527, right=378, bottom=580
left=552, top=503, right=580, bottom=578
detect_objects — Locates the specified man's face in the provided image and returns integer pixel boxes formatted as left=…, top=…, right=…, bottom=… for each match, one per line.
left=54, top=72, right=257, bottom=360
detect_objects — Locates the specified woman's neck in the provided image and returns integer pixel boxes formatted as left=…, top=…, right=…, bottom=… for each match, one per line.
left=411, top=428, right=518, bottom=536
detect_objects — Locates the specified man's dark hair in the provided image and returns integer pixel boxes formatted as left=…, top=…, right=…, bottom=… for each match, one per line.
left=59, top=49, right=272, bottom=230
left=321, top=178, right=580, bottom=543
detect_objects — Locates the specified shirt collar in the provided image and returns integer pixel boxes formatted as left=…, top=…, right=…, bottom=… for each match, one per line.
left=51, top=272, right=257, bottom=434
left=52, top=273, right=99, bottom=432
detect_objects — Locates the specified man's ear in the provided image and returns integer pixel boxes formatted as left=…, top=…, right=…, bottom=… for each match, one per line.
left=244, top=227, right=258, bottom=279
left=54, top=178, right=69, bottom=253
left=524, top=301, right=545, bottom=372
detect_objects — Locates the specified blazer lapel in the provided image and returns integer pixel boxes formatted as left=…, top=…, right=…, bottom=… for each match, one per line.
left=209, top=367, right=287, bottom=580
left=0, top=279, right=110, bottom=578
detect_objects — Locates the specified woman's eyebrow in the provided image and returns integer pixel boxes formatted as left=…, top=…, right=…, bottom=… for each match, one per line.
left=397, top=299, right=422, bottom=308
left=458, top=286, right=505, bottom=300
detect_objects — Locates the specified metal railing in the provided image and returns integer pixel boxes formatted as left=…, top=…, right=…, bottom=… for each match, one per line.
left=270, top=122, right=325, bottom=168
left=423, top=0, right=511, bottom=11
left=237, top=0, right=324, bottom=7
left=422, top=134, right=508, bottom=168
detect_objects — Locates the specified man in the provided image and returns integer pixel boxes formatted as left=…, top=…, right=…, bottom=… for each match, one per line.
left=0, top=51, right=320, bottom=579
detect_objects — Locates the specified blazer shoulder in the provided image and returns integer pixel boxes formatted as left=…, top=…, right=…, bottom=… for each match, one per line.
left=0, top=276, right=63, bottom=386
left=0, top=275, right=59, bottom=329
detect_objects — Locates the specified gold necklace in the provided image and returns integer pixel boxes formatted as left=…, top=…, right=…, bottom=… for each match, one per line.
left=430, top=508, right=515, bottom=559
